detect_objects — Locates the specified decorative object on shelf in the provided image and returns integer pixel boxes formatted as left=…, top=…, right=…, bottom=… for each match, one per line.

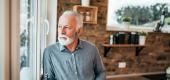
left=115, top=32, right=125, bottom=44
left=122, top=17, right=131, bottom=30
left=85, top=12, right=91, bottom=21
left=166, top=66, right=170, bottom=79
left=81, top=0, right=90, bottom=6
left=109, top=35, right=113, bottom=45
left=109, top=34, right=116, bottom=45
left=73, top=5, right=98, bottom=24
left=138, top=31, right=147, bottom=45
left=128, top=32, right=139, bottom=44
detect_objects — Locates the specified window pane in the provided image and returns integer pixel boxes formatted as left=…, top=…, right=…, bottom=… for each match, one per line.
left=20, top=0, right=37, bottom=80
left=39, top=0, right=57, bottom=77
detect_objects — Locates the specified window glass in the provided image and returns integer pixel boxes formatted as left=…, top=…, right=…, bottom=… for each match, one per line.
left=20, top=0, right=37, bottom=80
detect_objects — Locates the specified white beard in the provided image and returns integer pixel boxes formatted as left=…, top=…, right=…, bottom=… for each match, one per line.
left=58, top=35, right=73, bottom=46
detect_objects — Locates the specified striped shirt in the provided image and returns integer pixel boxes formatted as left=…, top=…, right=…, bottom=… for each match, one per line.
left=43, top=39, right=106, bottom=80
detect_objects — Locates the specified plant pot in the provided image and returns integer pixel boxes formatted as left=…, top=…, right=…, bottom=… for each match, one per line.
left=123, top=22, right=130, bottom=25
left=122, top=22, right=130, bottom=30
left=81, top=0, right=90, bottom=6
left=139, top=36, right=146, bottom=45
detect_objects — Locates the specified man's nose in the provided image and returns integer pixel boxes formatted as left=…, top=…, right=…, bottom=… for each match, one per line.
left=60, top=27, right=66, bottom=34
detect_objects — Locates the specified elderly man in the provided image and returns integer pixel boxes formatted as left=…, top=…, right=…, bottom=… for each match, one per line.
left=43, top=10, right=106, bottom=80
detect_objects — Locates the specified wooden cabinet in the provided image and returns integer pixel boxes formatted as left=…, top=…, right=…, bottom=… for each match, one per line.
left=73, top=5, right=98, bottom=24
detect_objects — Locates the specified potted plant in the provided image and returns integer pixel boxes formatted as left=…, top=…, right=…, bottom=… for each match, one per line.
left=122, top=17, right=131, bottom=22
left=138, top=31, right=147, bottom=45
left=122, top=17, right=131, bottom=30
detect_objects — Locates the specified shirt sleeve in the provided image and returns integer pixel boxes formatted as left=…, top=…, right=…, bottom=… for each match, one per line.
left=43, top=48, right=56, bottom=80
left=93, top=47, right=106, bottom=80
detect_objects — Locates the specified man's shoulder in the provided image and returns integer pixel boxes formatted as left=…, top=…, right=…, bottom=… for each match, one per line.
left=80, top=39, right=97, bottom=49
left=44, top=42, right=59, bottom=52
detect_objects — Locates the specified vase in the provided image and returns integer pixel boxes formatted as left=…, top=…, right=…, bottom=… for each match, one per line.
left=122, top=22, right=130, bottom=30
left=139, top=36, right=146, bottom=45
left=81, top=0, right=90, bottom=6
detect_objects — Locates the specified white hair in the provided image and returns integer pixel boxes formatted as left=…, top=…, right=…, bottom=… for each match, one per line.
left=60, top=10, right=83, bottom=29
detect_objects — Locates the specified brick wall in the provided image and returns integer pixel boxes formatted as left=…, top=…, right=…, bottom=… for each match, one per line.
left=57, top=0, right=170, bottom=75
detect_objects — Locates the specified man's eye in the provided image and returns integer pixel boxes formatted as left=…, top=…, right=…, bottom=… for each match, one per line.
left=58, top=25, right=72, bottom=29
left=67, top=27, right=72, bottom=29
left=58, top=26, right=62, bottom=28
left=65, top=26, right=72, bottom=29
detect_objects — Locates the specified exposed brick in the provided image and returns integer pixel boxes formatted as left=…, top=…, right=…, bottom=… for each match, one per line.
left=58, top=0, right=170, bottom=75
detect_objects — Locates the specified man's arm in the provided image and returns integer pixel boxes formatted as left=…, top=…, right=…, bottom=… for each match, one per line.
left=43, top=48, right=55, bottom=80
left=94, top=48, right=106, bottom=80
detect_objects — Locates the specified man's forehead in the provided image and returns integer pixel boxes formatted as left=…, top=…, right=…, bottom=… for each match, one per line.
left=60, top=15, right=76, bottom=20
left=59, top=15, right=77, bottom=25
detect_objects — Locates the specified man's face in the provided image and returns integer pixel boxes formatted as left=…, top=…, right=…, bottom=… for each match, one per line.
left=58, top=15, right=78, bottom=45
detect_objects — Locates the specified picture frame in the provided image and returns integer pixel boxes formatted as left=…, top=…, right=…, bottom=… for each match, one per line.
left=107, top=0, right=170, bottom=32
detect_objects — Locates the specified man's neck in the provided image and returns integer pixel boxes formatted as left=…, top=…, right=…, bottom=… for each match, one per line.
left=66, top=39, right=79, bottom=53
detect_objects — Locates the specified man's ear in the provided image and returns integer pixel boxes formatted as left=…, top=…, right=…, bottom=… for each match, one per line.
left=77, top=28, right=83, bottom=36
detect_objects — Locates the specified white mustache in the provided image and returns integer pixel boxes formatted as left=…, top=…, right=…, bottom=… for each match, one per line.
left=58, top=35, right=73, bottom=46
left=58, top=35, right=68, bottom=39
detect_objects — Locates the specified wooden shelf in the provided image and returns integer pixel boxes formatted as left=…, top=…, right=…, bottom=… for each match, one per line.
left=73, top=5, right=98, bottom=24
left=101, top=44, right=146, bottom=57
left=102, top=44, right=145, bottom=47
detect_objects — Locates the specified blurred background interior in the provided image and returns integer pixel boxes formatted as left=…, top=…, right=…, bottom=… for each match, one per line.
left=1, top=0, right=170, bottom=80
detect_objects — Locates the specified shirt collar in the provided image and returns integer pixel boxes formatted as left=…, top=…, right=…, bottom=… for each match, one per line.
left=77, top=39, right=83, bottom=49
left=59, top=43, right=66, bottom=52
left=59, top=39, right=83, bottom=52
